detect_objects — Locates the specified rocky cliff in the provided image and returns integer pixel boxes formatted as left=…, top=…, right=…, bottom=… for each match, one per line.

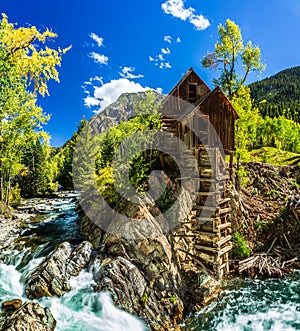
left=77, top=171, right=220, bottom=330
left=89, top=91, right=164, bottom=134
left=0, top=301, right=56, bottom=331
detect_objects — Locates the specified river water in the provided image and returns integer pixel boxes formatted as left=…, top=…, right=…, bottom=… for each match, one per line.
left=1, top=197, right=300, bottom=331
left=0, top=196, right=146, bottom=331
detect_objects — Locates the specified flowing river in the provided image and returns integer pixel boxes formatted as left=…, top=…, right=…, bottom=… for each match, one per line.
left=0, top=195, right=146, bottom=331
left=1, top=196, right=300, bottom=331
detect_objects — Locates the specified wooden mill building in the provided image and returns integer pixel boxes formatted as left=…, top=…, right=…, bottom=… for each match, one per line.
left=160, top=67, right=239, bottom=281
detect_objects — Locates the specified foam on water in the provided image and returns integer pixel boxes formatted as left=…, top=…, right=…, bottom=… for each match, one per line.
left=42, top=271, right=146, bottom=331
left=0, top=197, right=147, bottom=331
left=0, top=263, right=23, bottom=299
left=184, top=273, right=300, bottom=331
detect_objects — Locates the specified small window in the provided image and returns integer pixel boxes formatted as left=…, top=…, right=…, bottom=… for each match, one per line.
left=188, top=83, right=197, bottom=103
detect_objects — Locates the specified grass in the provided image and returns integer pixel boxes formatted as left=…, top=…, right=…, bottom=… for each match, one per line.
left=249, top=147, right=300, bottom=166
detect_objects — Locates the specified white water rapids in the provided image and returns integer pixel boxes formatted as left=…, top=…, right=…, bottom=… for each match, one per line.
left=0, top=197, right=147, bottom=331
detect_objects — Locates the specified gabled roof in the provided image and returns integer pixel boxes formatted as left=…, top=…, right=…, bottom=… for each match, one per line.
left=195, top=86, right=239, bottom=120
left=168, top=67, right=210, bottom=96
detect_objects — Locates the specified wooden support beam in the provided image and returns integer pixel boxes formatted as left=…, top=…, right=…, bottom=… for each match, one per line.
left=194, top=230, right=220, bottom=238
left=195, top=245, right=218, bottom=253
left=218, top=197, right=231, bottom=205
left=176, top=248, right=214, bottom=273
left=218, top=244, right=232, bottom=257
left=215, top=235, right=232, bottom=247
left=219, top=207, right=232, bottom=215
left=216, top=222, right=231, bottom=230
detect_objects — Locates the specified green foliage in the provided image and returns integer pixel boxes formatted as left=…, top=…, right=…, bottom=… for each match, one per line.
left=55, top=119, right=88, bottom=190
left=56, top=93, right=162, bottom=203
left=250, top=66, right=300, bottom=123
left=254, top=220, right=269, bottom=233
left=72, top=121, right=99, bottom=192
left=19, top=137, right=57, bottom=197
left=156, top=187, right=176, bottom=212
left=235, top=166, right=248, bottom=187
left=95, top=92, right=163, bottom=203
left=140, top=291, right=149, bottom=306
left=256, top=116, right=300, bottom=153
left=232, top=231, right=251, bottom=258
left=231, top=86, right=261, bottom=162
left=232, top=93, right=300, bottom=163
left=168, top=295, right=177, bottom=305
left=201, top=19, right=265, bottom=99
left=9, top=184, right=21, bottom=206
left=201, top=19, right=266, bottom=165
left=250, top=147, right=300, bottom=166
left=96, top=167, right=120, bottom=206
left=289, top=179, right=299, bottom=189
left=0, top=14, right=69, bottom=204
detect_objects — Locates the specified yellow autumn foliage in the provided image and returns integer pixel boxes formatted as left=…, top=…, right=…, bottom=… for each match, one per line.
left=0, top=13, right=71, bottom=96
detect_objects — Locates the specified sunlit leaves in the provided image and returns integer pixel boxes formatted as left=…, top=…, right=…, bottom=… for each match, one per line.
left=0, top=13, right=69, bottom=203
left=201, top=19, right=265, bottom=99
left=0, top=13, right=71, bottom=96
left=231, top=86, right=261, bottom=161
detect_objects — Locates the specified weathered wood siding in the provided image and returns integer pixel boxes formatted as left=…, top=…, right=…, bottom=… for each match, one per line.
left=171, top=70, right=210, bottom=103
left=162, top=68, right=210, bottom=116
left=197, top=88, right=236, bottom=153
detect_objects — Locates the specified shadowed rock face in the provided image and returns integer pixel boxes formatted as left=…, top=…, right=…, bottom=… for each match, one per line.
left=88, top=198, right=185, bottom=331
left=0, top=301, right=56, bottom=331
left=93, top=256, right=184, bottom=331
left=74, top=170, right=198, bottom=330
left=25, top=240, right=93, bottom=299
left=2, top=299, right=22, bottom=312
left=89, top=91, right=164, bottom=135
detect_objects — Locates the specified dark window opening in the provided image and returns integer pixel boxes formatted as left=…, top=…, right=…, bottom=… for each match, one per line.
left=188, top=83, right=197, bottom=103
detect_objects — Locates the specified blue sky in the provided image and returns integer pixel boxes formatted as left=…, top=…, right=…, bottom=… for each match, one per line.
left=2, top=0, right=300, bottom=146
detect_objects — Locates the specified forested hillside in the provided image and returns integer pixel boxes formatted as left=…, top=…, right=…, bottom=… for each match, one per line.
left=250, top=66, right=300, bottom=121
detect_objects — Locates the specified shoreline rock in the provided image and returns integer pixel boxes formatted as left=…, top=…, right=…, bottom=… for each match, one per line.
left=0, top=301, right=56, bottom=331
left=0, top=211, right=33, bottom=253
left=2, top=299, right=22, bottom=313
left=25, top=240, right=93, bottom=299
left=77, top=189, right=217, bottom=330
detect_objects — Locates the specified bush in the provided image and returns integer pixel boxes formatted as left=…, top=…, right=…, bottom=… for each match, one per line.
left=232, top=231, right=251, bottom=258
left=10, top=184, right=21, bottom=206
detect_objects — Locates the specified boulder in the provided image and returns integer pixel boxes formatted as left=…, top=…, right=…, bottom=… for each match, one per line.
left=93, top=257, right=183, bottom=331
left=25, top=240, right=93, bottom=299
left=0, top=301, right=56, bottom=331
left=92, top=200, right=184, bottom=330
left=2, top=299, right=22, bottom=312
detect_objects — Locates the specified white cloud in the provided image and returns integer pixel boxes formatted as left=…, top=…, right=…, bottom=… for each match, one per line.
left=161, top=47, right=171, bottom=55
left=119, top=66, right=144, bottom=79
left=161, top=0, right=210, bottom=30
left=84, top=78, right=154, bottom=113
left=189, top=14, right=210, bottom=30
left=92, top=76, right=104, bottom=84
left=164, top=35, right=172, bottom=44
left=161, top=0, right=194, bottom=21
left=90, top=52, right=109, bottom=65
left=176, top=37, right=181, bottom=43
left=84, top=95, right=102, bottom=108
left=90, top=32, right=104, bottom=47
left=82, top=76, right=104, bottom=96
left=160, top=62, right=172, bottom=69
left=149, top=39, right=174, bottom=70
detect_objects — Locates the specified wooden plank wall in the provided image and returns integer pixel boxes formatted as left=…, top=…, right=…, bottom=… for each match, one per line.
left=198, top=91, right=235, bottom=152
